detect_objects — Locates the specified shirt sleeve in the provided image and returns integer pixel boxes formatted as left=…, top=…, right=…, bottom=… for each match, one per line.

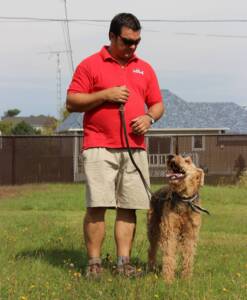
left=145, top=65, right=163, bottom=108
left=67, top=60, right=93, bottom=94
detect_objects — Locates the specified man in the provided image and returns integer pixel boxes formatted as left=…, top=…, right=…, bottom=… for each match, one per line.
left=66, top=13, right=164, bottom=277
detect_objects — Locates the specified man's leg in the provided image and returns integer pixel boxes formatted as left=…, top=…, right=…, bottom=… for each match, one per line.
left=83, top=207, right=106, bottom=259
left=115, top=208, right=141, bottom=277
left=114, top=208, right=142, bottom=276
left=115, top=208, right=136, bottom=257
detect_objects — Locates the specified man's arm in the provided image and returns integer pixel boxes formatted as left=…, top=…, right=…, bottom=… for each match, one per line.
left=66, top=86, right=130, bottom=112
left=131, top=102, right=165, bottom=135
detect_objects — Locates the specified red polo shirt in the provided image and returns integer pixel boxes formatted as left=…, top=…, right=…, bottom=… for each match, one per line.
left=67, top=46, right=162, bottom=149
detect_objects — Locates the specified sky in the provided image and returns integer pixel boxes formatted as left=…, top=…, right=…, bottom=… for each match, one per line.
left=0, top=0, right=247, bottom=119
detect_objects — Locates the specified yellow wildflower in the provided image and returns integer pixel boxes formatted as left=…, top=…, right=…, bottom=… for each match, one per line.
left=66, top=283, right=72, bottom=291
left=73, top=272, right=81, bottom=278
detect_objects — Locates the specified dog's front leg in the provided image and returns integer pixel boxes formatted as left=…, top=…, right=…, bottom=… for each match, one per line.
left=181, top=220, right=201, bottom=279
left=148, top=233, right=159, bottom=271
left=147, top=211, right=160, bottom=271
left=160, top=217, right=179, bottom=283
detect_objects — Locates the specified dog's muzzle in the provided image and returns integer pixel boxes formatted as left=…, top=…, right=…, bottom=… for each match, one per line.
left=166, top=155, right=186, bottom=181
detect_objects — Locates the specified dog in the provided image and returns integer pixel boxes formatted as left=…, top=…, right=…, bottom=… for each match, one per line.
left=147, top=154, right=206, bottom=283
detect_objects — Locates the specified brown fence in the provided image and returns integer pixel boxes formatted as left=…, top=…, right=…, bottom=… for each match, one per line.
left=0, top=134, right=247, bottom=185
left=0, top=136, right=74, bottom=185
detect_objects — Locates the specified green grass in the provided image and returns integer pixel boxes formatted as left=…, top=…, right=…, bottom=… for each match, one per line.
left=0, top=183, right=247, bottom=300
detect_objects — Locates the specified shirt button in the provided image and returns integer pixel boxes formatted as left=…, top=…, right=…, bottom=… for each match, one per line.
left=121, top=66, right=124, bottom=69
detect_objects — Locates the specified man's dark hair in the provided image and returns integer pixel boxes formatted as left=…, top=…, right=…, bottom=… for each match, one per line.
left=109, top=13, right=141, bottom=36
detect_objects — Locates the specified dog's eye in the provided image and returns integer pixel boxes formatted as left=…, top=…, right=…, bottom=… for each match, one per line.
left=184, top=157, right=192, bottom=164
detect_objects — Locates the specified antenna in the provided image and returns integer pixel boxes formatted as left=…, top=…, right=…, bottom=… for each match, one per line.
left=39, top=50, right=69, bottom=120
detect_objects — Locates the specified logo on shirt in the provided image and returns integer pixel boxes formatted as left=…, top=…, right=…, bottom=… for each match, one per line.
left=133, top=68, right=144, bottom=75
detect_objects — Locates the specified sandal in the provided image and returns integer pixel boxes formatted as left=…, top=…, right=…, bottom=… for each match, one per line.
left=115, top=263, right=143, bottom=277
left=114, top=257, right=143, bottom=278
left=85, top=258, right=103, bottom=279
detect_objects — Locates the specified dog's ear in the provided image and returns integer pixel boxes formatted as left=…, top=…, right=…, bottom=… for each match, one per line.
left=197, top=168, right=205, bottom=186
left=184, top=156, right=192, bottom=164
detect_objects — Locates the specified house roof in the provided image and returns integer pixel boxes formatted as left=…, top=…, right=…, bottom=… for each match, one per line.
left=56, top=112, right=83, bottom=133
left=57, top=89, right=247, bottom=133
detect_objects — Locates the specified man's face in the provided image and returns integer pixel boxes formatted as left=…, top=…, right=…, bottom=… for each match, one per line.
left=110, top=26, right=141, bottom=61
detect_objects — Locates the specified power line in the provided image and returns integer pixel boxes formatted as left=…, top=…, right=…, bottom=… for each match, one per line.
left=175, top=32, right=247, bottom=39
left=1, top=16, right=247, bottom=23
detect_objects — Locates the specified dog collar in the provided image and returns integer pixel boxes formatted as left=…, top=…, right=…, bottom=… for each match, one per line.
left=171, top=192, right=210, bottom=215
left=172, top=192, right=199, bottom=203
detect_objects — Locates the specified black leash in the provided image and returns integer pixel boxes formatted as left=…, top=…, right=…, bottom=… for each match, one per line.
left=119, top=104, right=153, bottom=201
left=119, top=104, right=210, bottom=215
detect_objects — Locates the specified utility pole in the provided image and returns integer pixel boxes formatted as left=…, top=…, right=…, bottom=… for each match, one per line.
left=62, top=0, right=74, bottom=74
left=39, top=50, right=69, bottom=120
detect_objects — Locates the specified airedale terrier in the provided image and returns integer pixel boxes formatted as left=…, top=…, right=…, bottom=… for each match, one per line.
left=147, top=154, right=206, bottom=283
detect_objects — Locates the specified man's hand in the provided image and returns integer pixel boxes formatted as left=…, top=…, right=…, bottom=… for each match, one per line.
left=104, top=85, right=129, bottom=104
left=131, top=115, right=152, bottom=135
left=66, top=85, right=130, bottom=112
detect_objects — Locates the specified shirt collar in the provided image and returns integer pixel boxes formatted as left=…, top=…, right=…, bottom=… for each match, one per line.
left=100, top=46, right=138, bottom=64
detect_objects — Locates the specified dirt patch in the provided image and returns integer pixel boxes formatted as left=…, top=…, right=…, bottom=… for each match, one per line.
left=0, top=184, right=48, bottom=200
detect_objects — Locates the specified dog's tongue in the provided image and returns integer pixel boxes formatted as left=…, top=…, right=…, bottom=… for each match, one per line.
left=166, top=172, right=184, bottom=180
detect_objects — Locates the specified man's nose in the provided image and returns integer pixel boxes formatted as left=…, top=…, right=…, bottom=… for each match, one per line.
left=130, top=44, right=137, bottom=50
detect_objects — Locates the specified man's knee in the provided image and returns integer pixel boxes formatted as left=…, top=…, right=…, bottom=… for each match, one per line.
left=85, top=207, right=107, bottom=222
left=116, top=208, right=136, bottom=223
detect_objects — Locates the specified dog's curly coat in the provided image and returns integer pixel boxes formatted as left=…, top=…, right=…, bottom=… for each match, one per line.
left=147, top=154, right=205, bottom=283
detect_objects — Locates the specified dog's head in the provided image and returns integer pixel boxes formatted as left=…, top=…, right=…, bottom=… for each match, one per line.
left=166, top=154, right=204, bottom=196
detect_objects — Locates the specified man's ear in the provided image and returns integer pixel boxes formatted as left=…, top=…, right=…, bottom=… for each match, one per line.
left=197, top=168, right=205, bottom=186
left=109, top=32, right=114, bottom=41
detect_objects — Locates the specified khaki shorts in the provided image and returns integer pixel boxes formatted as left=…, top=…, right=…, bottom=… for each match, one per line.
left=82, top=148, right=150, bottom=209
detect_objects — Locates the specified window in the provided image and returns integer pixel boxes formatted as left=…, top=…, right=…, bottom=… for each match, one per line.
left=192, top=135, right=205, bottom=151
left=148, top=137, right=172, bottom=166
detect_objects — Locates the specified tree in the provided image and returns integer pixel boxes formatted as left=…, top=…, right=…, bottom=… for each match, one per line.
left=61, top=106, right=70, bottom=121
left=0, top=120, right=14, bottom=135
left=11, top=121, right=41, bottom=135
left=4, top=109, right=21, bottom=118
left=42, top=119, right=58, bottom=135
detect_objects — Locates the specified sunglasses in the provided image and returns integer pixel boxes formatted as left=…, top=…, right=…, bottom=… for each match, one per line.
left=119, top=35, right=141, bottom=46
